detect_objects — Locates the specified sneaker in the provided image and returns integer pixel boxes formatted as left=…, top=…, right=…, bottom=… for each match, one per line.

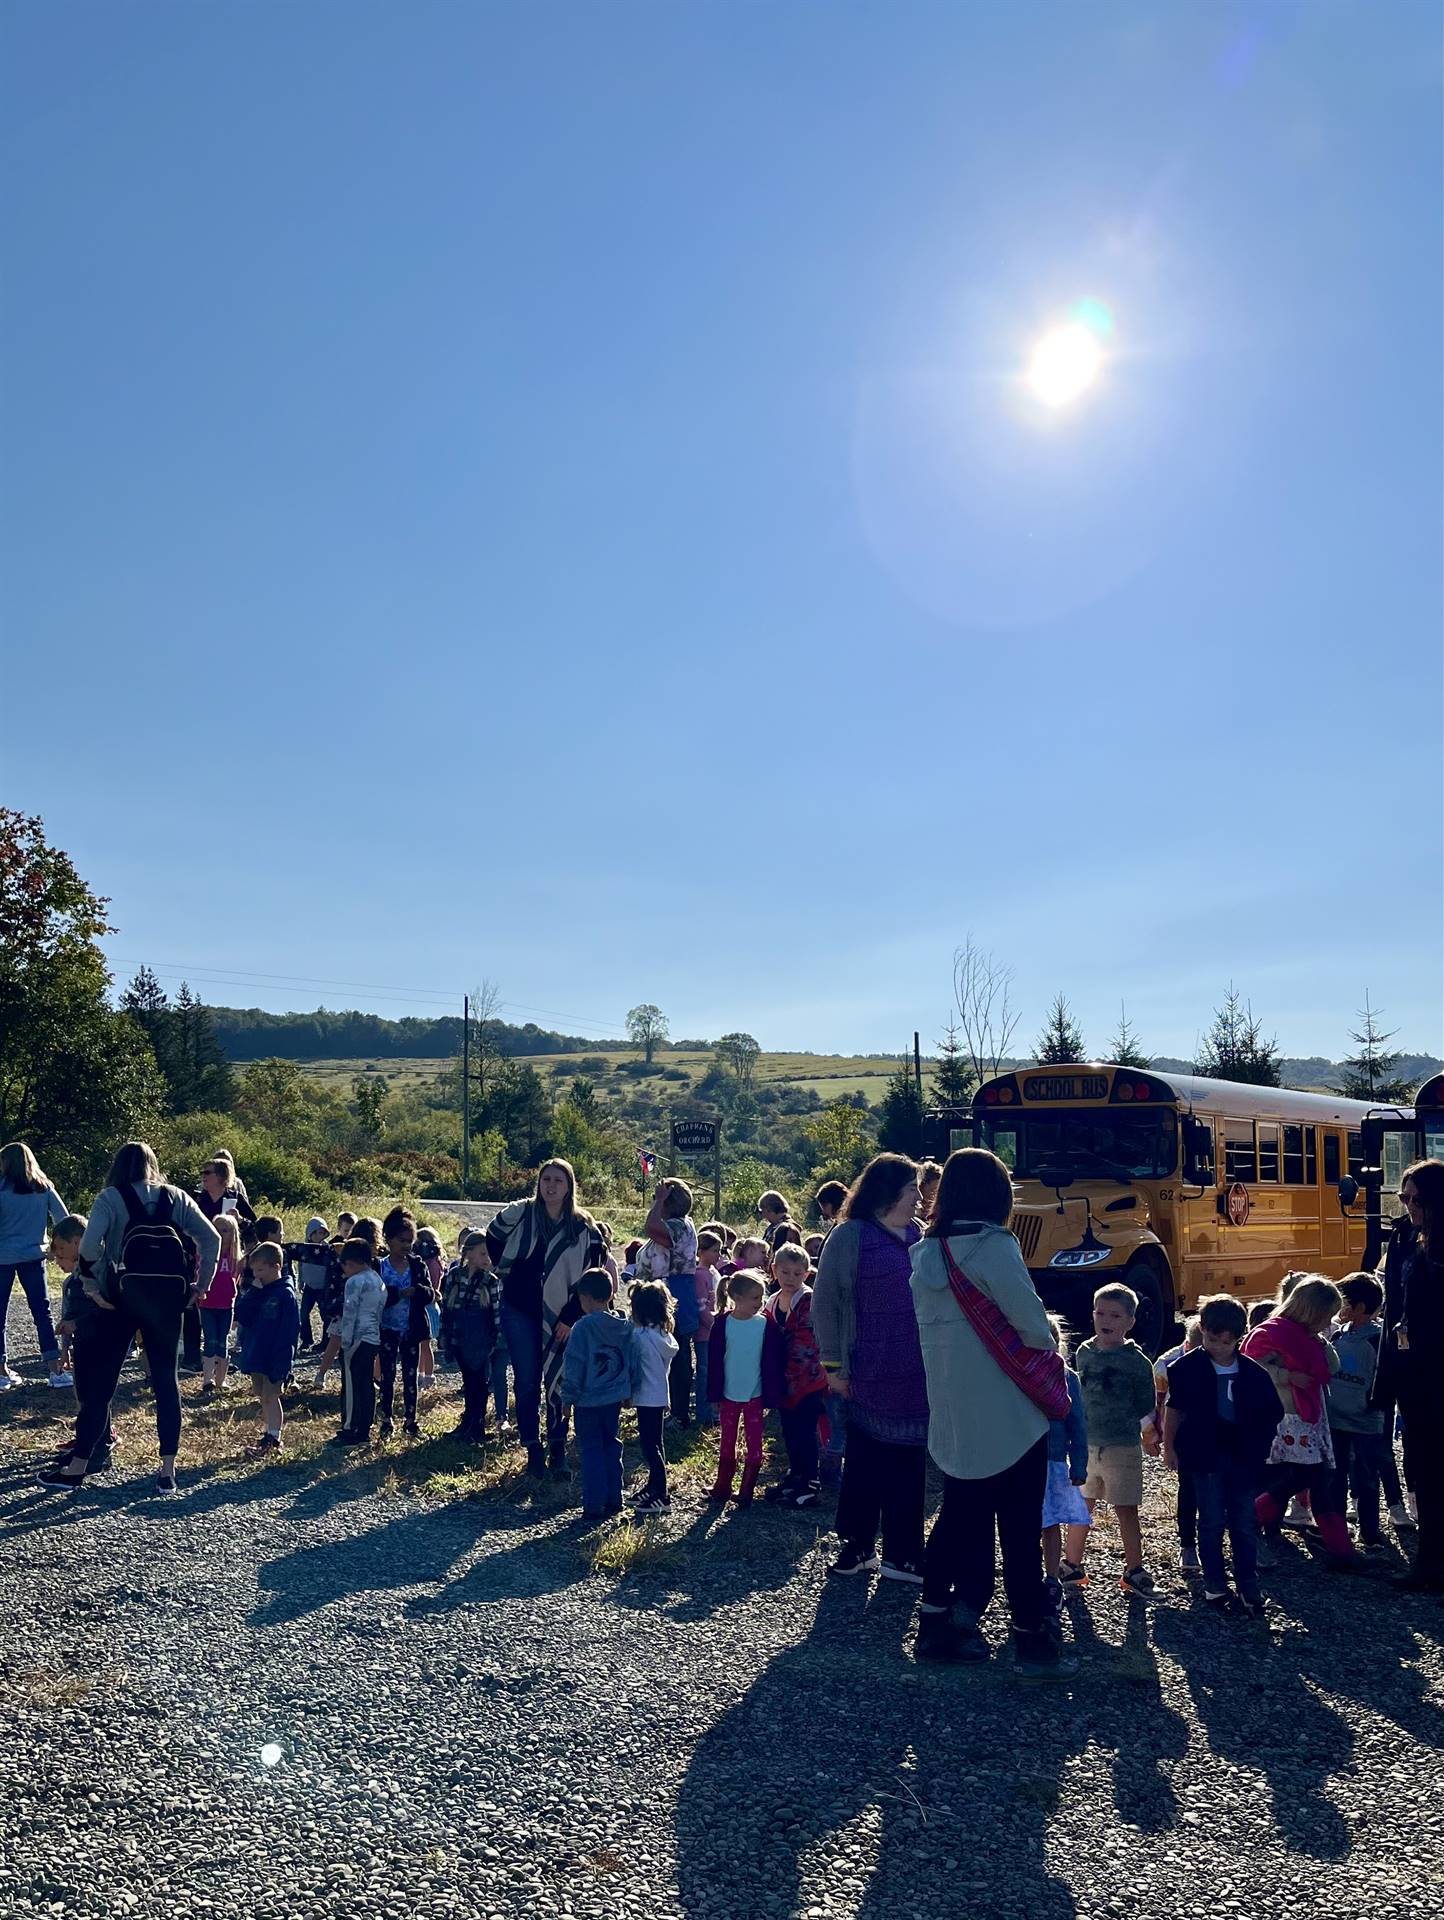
left=1282, top=1497, right=1315, bottom=1530
left=378, top=1421, right=395, bottom=1441
left=789, top=1483, right=821, bottom=1510
left=633, top=1496, right=671, bottom=1516
left=1235, top=1592, right=1267, bottom=1619
left=403, top=1421, right=421, bottom=1438
left=828, top=1544, right=882, bottom=1578
left=762, top=1480, right=796, bottom=1504
left=1042, top=1575, right=1063, bottom=1614
left=1203, top=1588, right=1234, bottom=1612
left=880, top=1559, right=925, bottom=1586
left=47, top=1370, right=74, bottom=1390
left=154, top=1473, right=178, bottom=1494
left=1057, top=1558, right=1088, bottom=1589
left=1390, top=1502, right=1417, bottom=1531
left=915, top=1613, right=989, bottom=1664
left=1179, top=1547, right=1202, bottom=1577
left=1120, top=1566, right=1157, bottom=1600
left=1013, top=1629, right=1079, bottom=1681
left=1255, top=1529, right=1282, bottom=1571
left=0, top=1366, right=21, bottom=1391
left=36, top=1464, right=87, bottom=1490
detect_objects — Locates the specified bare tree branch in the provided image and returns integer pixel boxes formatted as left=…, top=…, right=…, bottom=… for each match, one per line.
left=952, top=936, right=1021, bottom=1087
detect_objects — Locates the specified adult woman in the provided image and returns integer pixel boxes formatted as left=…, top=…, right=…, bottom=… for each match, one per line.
left=486, top=1160, right=603, bottom=1478
left=1389, top=1159, right=1444, bottom=1593
left=813, top=1153, right=928, bottom=1581
left=195, top=1157, right=256, bottom=1225
left=38, top=1140, right=220, bottom=1495
left=0, top=1142, right=70, bottom=1390
left=909, top=1148, right=1074, bottom=1678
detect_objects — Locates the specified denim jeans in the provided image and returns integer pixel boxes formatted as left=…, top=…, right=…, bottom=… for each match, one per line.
left=574, top=1401, right=623, bottom=1514
left=692, top=1334, right=715, bottom=1422
left=491, top=1321, right=510, bottom=1422
left=199, top=1306, right=233, bottom=1358
left=822, top=1388, right=848, bottom=1464
left=1193, top=1462, right=1261, bottom=1599
left=0, top=1259, right=59, bottom=1367
left=1331, top=1430, right=1385, bottom=1545
left=501, top=1301, right=544, bottom=1448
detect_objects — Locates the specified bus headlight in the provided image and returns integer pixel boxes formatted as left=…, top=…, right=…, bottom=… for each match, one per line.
left=1049, top=1248, right=1112, bottom=1269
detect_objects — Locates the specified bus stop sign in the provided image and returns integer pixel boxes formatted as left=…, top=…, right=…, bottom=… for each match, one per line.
left=672, top=1119, right=718, bottom=1155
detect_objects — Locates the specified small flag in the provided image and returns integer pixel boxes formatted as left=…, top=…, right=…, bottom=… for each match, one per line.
left=639, top=1149, right=657, bottom=1177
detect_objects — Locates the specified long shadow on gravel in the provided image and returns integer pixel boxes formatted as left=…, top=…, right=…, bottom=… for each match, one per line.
left=676, top=1577, right=1093, bottom=1920
left=252, top=1505, right=478, bottom=1624
left=1063, top=1598, right=1187, bottom=1831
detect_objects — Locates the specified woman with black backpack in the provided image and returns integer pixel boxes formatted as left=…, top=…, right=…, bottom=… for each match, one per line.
left=38, top=1140, right=221, bottom=1495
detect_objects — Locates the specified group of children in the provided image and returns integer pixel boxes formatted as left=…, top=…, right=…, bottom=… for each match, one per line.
left=31, top=1167, right=1419, bottom=1628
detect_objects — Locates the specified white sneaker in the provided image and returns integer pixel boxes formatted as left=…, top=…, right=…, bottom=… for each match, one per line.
left=0, top=1369, right=20, bottom=1392
left=1283, top=1497, right=1316, bottom=1529
left=48, top=1370, right=74, bottom=1390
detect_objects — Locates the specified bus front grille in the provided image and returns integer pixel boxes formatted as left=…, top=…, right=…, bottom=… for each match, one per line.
left=1015, top=1215, right=1042, bottom=1262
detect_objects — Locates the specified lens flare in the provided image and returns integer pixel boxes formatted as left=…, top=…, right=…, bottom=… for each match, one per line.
left=260, top=1743, right=283, bottom=1769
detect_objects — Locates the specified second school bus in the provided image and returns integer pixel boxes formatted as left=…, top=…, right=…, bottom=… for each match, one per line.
left=924, top=1064, right=1384, bottom=1352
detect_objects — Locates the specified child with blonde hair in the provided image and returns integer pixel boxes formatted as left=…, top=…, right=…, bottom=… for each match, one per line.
left=1242, top=1275, right=1359, bottom=1568
left=197, top=1212, right=242, bottom=1393
left=705, top=1271, right=777, bottom=1507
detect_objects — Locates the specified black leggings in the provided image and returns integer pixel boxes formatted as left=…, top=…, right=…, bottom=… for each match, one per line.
left=458, top=1361, right=493, bottom=1435
left=378, top=1331, right=420, bottom=1424
left=637, top=1406, right=667, bottom=1500
left=835, top=1424, right=927, bottom=1565
left=70, top=1317, right=118, bottom=1461
left=921, top=1433, right=1049, bottom=1633
left=71, top=1278, right=186, bottom=1460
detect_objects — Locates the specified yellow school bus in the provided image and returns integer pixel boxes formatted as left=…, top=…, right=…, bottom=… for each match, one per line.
left=1359, top=1071, right=1444, bottom=1266
left=926, top=1064, right=1382, bottom=1351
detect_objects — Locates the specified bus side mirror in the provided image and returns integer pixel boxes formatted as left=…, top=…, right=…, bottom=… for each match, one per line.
left=1337, top=1175, right=1359, bottom=1209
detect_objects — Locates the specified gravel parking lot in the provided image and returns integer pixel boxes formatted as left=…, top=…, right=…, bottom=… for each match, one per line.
left=2, top=1305, right=1442, bottom=1920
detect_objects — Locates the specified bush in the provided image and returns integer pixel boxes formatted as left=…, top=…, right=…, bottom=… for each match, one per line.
left=232, top=1136, right=331, bottom=1210
left=661, top=1067, right=689, bottom=1082
left=578, top=1056, right=610, bottom=1075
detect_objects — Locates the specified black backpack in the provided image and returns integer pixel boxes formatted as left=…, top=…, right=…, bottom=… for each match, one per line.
left=117, top=1184, right=195, bottom=1291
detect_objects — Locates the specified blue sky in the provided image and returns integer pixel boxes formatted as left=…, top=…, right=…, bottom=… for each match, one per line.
left=4, top=1, right=1440, bottom=1061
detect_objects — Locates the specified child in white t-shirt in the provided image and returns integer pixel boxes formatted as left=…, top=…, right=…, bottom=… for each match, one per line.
left=628, top=1280, right=679, bottom=1515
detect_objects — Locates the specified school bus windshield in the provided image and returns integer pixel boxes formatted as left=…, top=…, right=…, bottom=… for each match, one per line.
left=978, top=1109, right=1177, bottom=1181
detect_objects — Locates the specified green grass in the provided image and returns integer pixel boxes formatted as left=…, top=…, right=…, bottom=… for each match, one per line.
left=294, top=1049, right=903, bottom=1104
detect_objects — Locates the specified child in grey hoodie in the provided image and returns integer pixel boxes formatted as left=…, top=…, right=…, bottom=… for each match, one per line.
left=560, top=1269, right=641, bottom=1517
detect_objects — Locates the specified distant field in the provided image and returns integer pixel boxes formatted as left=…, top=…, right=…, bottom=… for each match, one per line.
left=296, top=1049, right=901, bottom=1103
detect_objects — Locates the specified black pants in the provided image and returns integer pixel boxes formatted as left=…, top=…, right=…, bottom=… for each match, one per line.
left=835, top=1424, right=927, bottom=1566
left=1400, top=1391, right=1444, bottom=1580
left=344, top=1341, right=378, bottom=1437
left=72, top=1278, right=186, bottom=1460
left=181, top=1301, right=202, bottom=1370
left=668, top=1340, right=694, bottom=1422
left=1176, top=1464, right=1198, bottom=1553
left=70, top=1317, right=117, bottom=1462
left=637, top=1405, right=667, bottom=1501
left=1330, top=1430, right=1384, bottom=1545
left=378, top=1331, right=419, bottom=1425
left=779, top=1395, right=827, bottom=1488
left=921, top=1433, right=1049, bottom=1633
left=458, top=1361, right=492, bottom=1436
left=299, top=1287, right=328, bottom=1349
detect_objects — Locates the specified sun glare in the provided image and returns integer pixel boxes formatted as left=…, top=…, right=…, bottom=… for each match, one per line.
left=1026, top=323, right=1104, bottom=408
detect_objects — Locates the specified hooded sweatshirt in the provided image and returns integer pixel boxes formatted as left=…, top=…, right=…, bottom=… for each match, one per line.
left=560, top=1310, right=639, bottom=1408
left=234, top=1276, right=301, bottom=1382
left=1241, top=1315, right=1333, bottom=1425
left=909, top=1221, right=1056, bottom=1481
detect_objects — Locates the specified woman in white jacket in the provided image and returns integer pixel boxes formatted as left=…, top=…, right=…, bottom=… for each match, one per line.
left=909, top=1148, right=1075, bottom=1679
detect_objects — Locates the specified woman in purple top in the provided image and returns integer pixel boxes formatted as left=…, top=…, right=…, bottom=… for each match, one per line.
left=812, top=1153, right=927, bottom=1582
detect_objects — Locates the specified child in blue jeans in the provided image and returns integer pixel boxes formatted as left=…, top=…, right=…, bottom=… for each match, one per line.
left=560, top=1269, right=640, bottom=1518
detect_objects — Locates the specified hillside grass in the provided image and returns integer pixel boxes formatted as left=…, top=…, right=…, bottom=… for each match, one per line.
left=297, top=1049, right=902, bottom=1103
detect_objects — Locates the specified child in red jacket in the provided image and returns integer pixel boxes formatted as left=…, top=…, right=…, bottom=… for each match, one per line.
left=761, top=1245, right=830, bottom=1508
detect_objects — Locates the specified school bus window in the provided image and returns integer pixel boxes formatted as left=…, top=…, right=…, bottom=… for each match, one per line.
left=1283, top=1125, right=1304, bottom=1184
left=1224, top=1119, right=1257, bottom=1183
left=1348, top=1130, right=1363, bottom=1172
left=1258, top=1123, right=1280, bottom=1183
left=1305, top=1125, right=1317, bottom=1184
left=1323, top=1133, right=1341, bottom=1184
left=990, top=1128, right=1019, bottom=1171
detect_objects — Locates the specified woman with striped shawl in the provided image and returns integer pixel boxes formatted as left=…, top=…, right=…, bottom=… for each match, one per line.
left=486, top=1160, right=604, bottom=1477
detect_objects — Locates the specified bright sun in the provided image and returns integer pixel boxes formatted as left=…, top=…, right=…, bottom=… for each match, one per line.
left=1026, top=322, right=1104, bottom=408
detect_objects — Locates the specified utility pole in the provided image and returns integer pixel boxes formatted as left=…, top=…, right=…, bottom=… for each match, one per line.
left=914, top=1031, right=924, bottom=1157
left=462, top=993, right=471, bottom=1195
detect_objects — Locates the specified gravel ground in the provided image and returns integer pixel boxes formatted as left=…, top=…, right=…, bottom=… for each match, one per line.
left=3, top=1296, right=1442, bottom=1920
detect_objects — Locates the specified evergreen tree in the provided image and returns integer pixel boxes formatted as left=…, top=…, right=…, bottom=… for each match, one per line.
left=1034, top=994, right=1086, bottom=1065
left=1339, top=994, right=1413, bottom=1102
left=1195, top=984, right=1281, bottom=1086
left=1106, top=1002, right=1150, bottom=1068
left=934, top=1019, right=976, bottom=1108
left=877, top=1057, right=923, bottom=1155
left=170, top=983, right=234, bottom=1113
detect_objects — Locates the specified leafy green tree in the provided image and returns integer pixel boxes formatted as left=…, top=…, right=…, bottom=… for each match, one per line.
left=569, top=1075, right=599, bottom=1119
left=1106, top=1002, right=1150, bottom=1068
left=714, top=1031, right=761, bottom=1090
left=0, top=810, right=165, bottom=1192
left=1339, top=994, right=1413, bottom=1102
left=626, top=1003, right=669, bottom=1064
left=235, top=1057, right=310, bottom=1135
left=877, top=1059, right=923, bottom=1155
left=352, top=1073, right=389, bottom=1139
left=1035, top=994, right=1086, bottom=1064
left=1195, top=985, right=1281, bottom=1087
left=170, top=984, right=234, bottom=1113
left=804, top=1098, right=872, bottom=1182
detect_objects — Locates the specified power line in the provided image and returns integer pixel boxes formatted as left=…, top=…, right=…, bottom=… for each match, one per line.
left=104, top=956, right=635, bottom=1036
